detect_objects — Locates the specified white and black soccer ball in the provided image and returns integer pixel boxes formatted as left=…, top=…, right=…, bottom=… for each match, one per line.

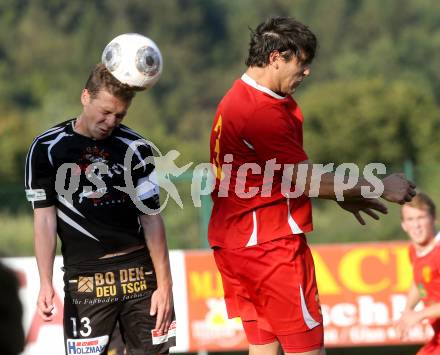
left=101, top=33, right=163, bottom=90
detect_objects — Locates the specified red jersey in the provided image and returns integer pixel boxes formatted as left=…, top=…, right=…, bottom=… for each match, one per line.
left=208, top=74, right=313, bottom=248
left=410, top=243, right=440, bottom=306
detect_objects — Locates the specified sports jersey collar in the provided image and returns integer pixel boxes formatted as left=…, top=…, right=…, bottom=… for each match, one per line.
left=69, top=119, right=97, bottom=141
left=415, top=232, right=440, bottom=257
left=69, top=120, right=75, bottom=133
left=241, top=73, right=286, bottom=100
left=69, top=118, right=119, bottom=141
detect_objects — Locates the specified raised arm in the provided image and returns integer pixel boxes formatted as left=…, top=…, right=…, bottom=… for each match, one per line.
left=241, top=106, right=415, bottom=219
left=291, top=162, right=415, bottom=203
left=396, top=281, right=433, bottom=339
left=289, top=163, right=416, bottom=224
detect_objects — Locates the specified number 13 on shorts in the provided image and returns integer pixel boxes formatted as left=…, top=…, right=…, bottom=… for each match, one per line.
left=70, top=316, right=92, bottom=337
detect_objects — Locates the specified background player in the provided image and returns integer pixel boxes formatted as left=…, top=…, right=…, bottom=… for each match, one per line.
left=209, top=16, right=416, bottom=355
left=25, top=64, right=175, bottom=354
left=397, top=192, right=440, bottom=354
left=0, top=261, right=24, bottom=355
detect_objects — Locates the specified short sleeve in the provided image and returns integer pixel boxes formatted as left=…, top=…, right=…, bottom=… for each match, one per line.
left=131, top=141, right=160, bottom=213
left=24, top=140, right=57, bottom=208
left=243, top=103, right=308, bottom=165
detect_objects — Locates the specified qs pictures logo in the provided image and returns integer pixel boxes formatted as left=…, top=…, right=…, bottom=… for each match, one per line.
left=117, top=139, right=193, bottom=215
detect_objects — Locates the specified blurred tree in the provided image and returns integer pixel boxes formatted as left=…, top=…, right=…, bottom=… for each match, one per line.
left=0, top=0, right=439, bottom=250
left=301, top=77, right=440, bottom=167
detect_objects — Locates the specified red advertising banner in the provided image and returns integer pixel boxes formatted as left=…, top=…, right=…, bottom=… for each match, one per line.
left=314, top=241, right=432, bottom=347
left=184, top=241, right=432, bottom=352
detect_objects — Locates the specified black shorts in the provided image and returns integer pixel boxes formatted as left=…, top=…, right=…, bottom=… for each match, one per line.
left=63, top=248, right=176, bottom=355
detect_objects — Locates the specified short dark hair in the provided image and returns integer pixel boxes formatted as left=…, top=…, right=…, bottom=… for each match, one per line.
left=84, top=63, right=138, bottom=102
left=245, top=17, right=317, bottom=68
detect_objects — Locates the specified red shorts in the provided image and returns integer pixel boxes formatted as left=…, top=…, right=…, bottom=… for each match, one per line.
left=418, top=340, right=440, bottom=355
left=213, top=235, right=323, bottom=351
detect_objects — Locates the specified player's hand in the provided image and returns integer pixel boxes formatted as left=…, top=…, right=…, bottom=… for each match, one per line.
left=396, top=311, right=421, bottom=339
left=381, top=173, right=416, bottom=205
left=150, top=284, right=173, bottom=335
left=337, top=198, right=388, bottom=225
left=37, top=285, right=55, bottom=321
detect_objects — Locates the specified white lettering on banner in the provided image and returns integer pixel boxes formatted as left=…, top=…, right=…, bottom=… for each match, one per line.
left=322, top=295, right=407, bottom=327
left=321, top=294, right=434, bottom=345
left=323, top=323, right=434, bottom=345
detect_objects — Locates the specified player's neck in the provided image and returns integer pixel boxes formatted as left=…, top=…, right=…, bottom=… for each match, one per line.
left=414, top=235, right=438, bottom=257
left=245, top=67, right=283, bottom=96
left=74, top=115, right=92, bottom=139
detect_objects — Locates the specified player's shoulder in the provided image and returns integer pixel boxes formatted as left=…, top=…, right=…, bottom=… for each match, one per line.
left=114, top=124, right=154, bottom=154
left=38, top=119, right=73, bottom=136
left=221, top=78, right=259, bottom=111
left=115, top=124, right=145, bottom=140
left=427, top=242, right=440, bottom=269
left=30, top=119, right=74, bottom=147
left=432, top=239, right=440, bottom=255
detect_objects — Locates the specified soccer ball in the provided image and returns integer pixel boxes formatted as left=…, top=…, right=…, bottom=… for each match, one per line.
left=101, top=33, right=163, bottom=90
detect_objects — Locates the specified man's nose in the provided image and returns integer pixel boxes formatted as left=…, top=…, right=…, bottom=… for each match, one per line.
left=106, top=115, right=118, bottom=128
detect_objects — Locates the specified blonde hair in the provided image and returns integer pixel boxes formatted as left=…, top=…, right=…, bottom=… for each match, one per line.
left=402, top=192, right=436, bottom=219
left=84, top=63, right=138, bottom=102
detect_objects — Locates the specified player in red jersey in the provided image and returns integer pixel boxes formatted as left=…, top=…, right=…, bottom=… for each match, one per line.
left=209, top=16, right=416, bottom=355
left=397, top=193, right=440, bottom=354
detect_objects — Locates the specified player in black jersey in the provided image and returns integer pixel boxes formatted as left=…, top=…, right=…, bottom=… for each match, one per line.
left=25, top=64, right=175, bottom=354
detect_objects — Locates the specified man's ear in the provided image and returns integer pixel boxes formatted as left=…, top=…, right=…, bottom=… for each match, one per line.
left=268, top=50, right=281, bottom=66
left=80, top=89, right=90, bottom=106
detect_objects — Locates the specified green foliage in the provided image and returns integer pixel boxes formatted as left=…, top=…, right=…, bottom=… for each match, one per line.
left=1, top=0, right=440, bottom=254
left=301, top=77, right=440, bottom=166
left=0, top=212, right=34, bottom=257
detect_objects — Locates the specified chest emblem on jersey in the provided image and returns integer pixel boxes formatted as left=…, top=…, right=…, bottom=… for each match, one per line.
left=422, top=266, right=432, bottom=283
left=76, top=146, right=127, bottom=205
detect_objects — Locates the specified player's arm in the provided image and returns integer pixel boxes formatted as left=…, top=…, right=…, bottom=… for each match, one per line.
left=412, top=302, right=440, bottom=321
left=302, top=163, right=415, bottom=224
left=316, top=166, right=415, bottom=224
left=132, top=140, right=173, bottom=332
left=291, top=161, right=415, bottom=203
left=244, top=105, right=415, bottom=211
left=396, top=281, right=422, bottom=338
left=34, top=206, right=57, bottom=321
left=26, top=140, right=58, bottom=321
left=140, top=213, right=173, bottom=334
left=404, top=281, right=421, bottom=312
left=396, top=300, right=440, bottom=340
left=278, top=161, right=413, bottom=224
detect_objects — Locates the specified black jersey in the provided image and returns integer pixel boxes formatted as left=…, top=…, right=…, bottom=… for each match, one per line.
left=25, top=119, right=160, bottom=266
